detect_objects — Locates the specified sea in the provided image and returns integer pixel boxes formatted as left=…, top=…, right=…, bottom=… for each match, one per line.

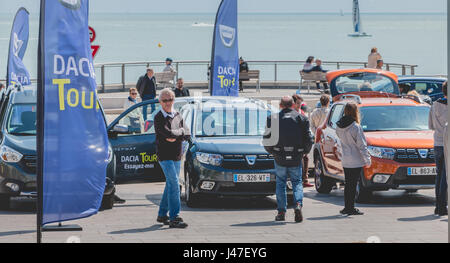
left=0, top=13, right=447, bottom=83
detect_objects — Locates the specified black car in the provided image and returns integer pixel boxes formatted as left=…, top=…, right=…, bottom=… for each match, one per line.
left=398, top=76, right=447, bottom=103
left=0, top=85, right=116, bottom=210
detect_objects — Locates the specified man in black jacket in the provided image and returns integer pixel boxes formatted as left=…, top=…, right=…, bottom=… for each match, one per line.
left=263, top=96, right=313, bottom=223
left=136, top=68, right=157, bottom=120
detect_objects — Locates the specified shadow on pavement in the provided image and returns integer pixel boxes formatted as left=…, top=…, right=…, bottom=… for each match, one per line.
left=397, top=214, right=442, bottom=222
left=230, top=221, right=292, bottom=227
left=307, top=214, right=354, bottom=221
left=0, top=198, right=36, bottom=215
left=305, top=189, right=435, bottom=208
left=108, top=224, right=165, bottom=234
left=0, top=230, right=35, bottom=237
left=146, top=194, right=277, bottom=211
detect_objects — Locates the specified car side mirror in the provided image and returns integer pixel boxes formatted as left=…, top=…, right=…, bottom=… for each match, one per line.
left=113, top=124, right=129, bottom=134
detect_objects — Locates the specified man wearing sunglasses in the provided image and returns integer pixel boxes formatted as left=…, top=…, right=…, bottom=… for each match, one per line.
left=154, top=88, right=191, bottom=228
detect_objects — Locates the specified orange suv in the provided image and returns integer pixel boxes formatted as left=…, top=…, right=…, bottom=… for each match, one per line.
left=313, top=69, right=435, bottom=202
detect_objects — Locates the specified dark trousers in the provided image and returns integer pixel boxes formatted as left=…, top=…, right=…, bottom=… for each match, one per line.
left=343, top=167, right=363, bottom=210
left=302, top=155, right=309, bottom=182
left=434, top=146, right=448, bottom=212
left=315, top=81, right=329, bottom=90
left=142, top=94, right=155, bottom=120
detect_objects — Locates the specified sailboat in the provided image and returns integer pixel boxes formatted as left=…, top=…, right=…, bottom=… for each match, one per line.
left=348, top=0, right=371, bottom=37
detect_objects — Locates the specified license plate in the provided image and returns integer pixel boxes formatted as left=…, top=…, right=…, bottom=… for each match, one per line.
left=407, top=167, right=437, bottom=176
left=233, top=174, right=271, bottom=183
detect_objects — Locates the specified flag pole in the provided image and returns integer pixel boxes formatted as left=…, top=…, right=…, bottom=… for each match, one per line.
left=36, top=0, right=45, bottom=243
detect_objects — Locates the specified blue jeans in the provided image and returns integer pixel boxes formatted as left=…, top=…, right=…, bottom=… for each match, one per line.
left=275, top=162, right=303, bottom=212
left=158, top=160, right=181, bottom=220
left=434, top=146, right=448, bottom=211
left=142, top=94, right=155, bottom=120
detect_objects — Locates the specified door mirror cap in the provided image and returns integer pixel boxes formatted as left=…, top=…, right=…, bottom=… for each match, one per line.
left=112, top=124, right=129, bottom=134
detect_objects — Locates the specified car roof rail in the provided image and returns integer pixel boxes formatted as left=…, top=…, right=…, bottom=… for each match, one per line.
left=400, top=94, right=422, bottom=104
left=340, top=94, right=362, bottom=104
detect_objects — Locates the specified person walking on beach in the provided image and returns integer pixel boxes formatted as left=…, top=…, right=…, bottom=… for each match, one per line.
left=368, top=47, right=382, bottom=68
left=429, top=81, right=448, bottom=216
left=136, top=68, right=157, bottom=120
left=336, top=102, right=371, bottom=216
left=263, top=96, right=313, bottom=223
left=310, top=95, right=330, bottom=135
left=292, top=94, right=314, bottom=188
left=154, top=88, right=190, bottom=228
left=239, top=57, right=249, bottom=91
left=174, top=78, right=190, bottom=97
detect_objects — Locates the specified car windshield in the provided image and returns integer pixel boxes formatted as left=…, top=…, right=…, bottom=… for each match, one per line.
left=195, top=107, right=270, bottom=137
left=7, top=103, right=36, bottom=135
left=335, top=72, right=397, bottom=95
left=360, top=106, right=430, bottom=132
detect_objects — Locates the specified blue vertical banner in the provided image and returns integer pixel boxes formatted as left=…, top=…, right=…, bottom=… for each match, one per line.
left=7, top=7, right=31, bottom=87
left=37, top=0, right=109, bottom=225
left=210, top=0, right=239, bottom=97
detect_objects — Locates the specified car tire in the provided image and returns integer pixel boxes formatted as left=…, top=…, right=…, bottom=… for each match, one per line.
left=100, top=191, right=115, bottom=210
left=355, top=176, right=372, bottom=203
left=185, top=169, right=200, bottom=208
left=314, top=155, right=333, bottom=194
left=0, top=195, right=10, bottom=210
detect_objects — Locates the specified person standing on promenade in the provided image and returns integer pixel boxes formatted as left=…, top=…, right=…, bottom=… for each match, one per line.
left=310, top=95, right=330, bottom=135
left=368, top=47, right=382, bottom=68
left=136, top=68, right=157, bottom=120
left=376, top=59, right=384, bottom=70
left=292, top=94, right=314, bottom=188
left=163, top=58, right=176, bottom=72
left=263, top=96, right=313, bottom=223
left=429, top=81, right=448, bottom=216
left=336, top=102, right=371, bottom=216
left=174, top=78, right=190, bottom=97
left=123, top=88, right=139, bottom=110
left=239, top=57, right=249, bottom=92
left=154, top=88, right=190, bottom=228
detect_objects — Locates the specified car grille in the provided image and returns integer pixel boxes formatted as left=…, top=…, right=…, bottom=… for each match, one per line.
left=394, top=148, right=435, bottom=164
left=22, top=155, right=37, bottom=174
left=221, top=154, right=275, bottom=170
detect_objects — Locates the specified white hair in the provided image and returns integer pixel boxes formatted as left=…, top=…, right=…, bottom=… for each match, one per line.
left=159, top=88, right=175, bottom=99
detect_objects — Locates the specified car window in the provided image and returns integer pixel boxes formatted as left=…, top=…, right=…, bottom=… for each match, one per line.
left=328, top=104, right=344, bottom=129
left=360, top=106, right=430, bottom=131
left=115, top=103, right=161, bottom=136
left=334, top=72, right=397, bottom=95
left=7, top=103, right=36, bottom=135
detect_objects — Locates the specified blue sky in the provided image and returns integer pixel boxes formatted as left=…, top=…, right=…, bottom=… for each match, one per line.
left=0, top=0, right=446, bottom=14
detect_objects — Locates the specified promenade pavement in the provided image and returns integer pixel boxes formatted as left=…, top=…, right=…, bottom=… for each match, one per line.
left=0, top=181, right=447, bottom=243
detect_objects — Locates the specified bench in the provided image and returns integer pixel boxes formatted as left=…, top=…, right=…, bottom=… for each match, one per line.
left=299, top=71, right=327, bottom=93
left=239, top=70, right=261, bottom=92
left=154, top=71, right=177, bottom=89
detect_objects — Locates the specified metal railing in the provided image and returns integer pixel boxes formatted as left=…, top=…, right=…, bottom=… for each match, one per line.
left=93, top=60, right=418, bottom=93
left=1, top=60, right=419, bottom=92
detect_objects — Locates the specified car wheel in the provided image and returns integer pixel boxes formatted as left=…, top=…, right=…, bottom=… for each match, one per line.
left=0, top=195, right=10, bottom=210
left=185, top=169, right=200, bottom=208
left=355, top=176, right=372, bottom=203
left=314, top=155, right=333, bottom=194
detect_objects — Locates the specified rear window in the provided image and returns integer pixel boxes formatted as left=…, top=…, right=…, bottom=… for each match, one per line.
left=333, top=72, right=398, bottom=95
left=360, top=106, right=430, bottom=132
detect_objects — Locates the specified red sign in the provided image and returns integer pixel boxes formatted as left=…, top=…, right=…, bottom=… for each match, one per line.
left=89, top=26, right=100, bottom=58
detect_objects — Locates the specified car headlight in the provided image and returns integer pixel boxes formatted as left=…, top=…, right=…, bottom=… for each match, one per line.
left=107, top=144, right=113, bottom=163
left=196, top=152, right=223, bottom=166
left=0, top=146, right=23, bottom=163
left=367, top=146, right=395, bottom=160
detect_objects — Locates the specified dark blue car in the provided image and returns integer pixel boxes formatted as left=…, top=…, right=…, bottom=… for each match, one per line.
left=398, top=76, right=447, bottom=102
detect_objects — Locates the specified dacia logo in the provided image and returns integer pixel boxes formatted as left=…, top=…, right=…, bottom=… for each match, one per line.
left=58, top=0, right=81, bottom=10
left=219, top=24, right=235, bottom=48
left=418, top=149, right=428, bottom=159
left=13, top=33, right=23, bottom=58
left=245, top=155, right=257, bottom=166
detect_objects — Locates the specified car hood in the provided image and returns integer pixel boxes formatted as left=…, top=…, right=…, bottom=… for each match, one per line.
left=194, top=136, right=268, bottom=154
left=3, top=134, right=36, bottom=153
left=365, top=131, right=434, bottom=149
